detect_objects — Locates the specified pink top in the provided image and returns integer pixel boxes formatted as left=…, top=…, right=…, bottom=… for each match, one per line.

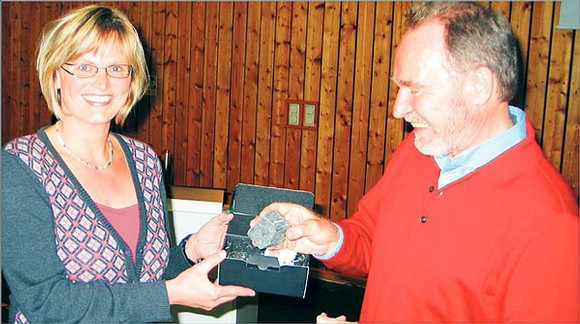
left=95, top=203, right=140, bottom=262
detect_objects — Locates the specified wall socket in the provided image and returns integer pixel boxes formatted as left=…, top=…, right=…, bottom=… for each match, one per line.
left=286, top=100, right=318, bottom=129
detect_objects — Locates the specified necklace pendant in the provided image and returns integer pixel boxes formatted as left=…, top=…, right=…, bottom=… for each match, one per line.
left=55, top=122, right=114, bottom=170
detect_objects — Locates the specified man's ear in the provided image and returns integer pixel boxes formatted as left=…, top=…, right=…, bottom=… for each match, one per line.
left=466, top=65, right=494, bottom=106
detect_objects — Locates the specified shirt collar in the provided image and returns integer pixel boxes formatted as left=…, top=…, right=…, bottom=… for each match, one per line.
left=434, top=106, right=527, bottom=189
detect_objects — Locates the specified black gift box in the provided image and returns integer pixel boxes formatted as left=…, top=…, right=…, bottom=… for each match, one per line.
left=218, top=183, right=314, bottom=298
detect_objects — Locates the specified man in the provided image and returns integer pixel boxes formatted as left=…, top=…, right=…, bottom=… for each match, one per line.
left=254, top=2, right=579, bottom=323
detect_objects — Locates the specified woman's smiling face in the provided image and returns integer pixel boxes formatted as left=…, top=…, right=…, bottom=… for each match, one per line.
left=55, top=39, right=131, bottom=126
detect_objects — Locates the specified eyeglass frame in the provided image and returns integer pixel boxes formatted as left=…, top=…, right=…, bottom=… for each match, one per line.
left=60, top=62, right=133, bottom=79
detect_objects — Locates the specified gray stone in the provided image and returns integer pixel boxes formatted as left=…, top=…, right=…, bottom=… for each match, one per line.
left=248, top=210, right=290, bottom=249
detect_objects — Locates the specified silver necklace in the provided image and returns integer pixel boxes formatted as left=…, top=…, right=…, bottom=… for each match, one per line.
left=55, top=122, right=113, bottom=170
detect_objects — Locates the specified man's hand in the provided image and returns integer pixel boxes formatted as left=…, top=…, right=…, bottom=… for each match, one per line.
left=251, top=202, right=340, bottom=256
left=165, top=250, right=255, bottom=310
left=317, top=312, right=355, bottom=323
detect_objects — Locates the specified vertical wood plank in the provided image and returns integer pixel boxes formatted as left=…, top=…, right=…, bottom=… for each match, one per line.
left=9, top=3, right=23, bottom=141
left=366, top=2, right=394, bottom=192
left=213, top=2, right=234, bottom=188
left=115, top=2, right=140, bottom=137
left=542, top=1, right=573, bottom=170
left=316, top=1, right=340, bottom=217
left=525, top=1, right=554, bottom=142
left=562, top=31, right=579, bottom=197
left=2, top=2, right=14, bottom=141
left=490, top=1, right=510, bottom=20
left=269, top=2, right=291, bottom=188
left=347, top=2, right=375, bottom=217
left=135, top=2, right=153, bottom=146
left=172, top=2, right=193, bottom=185
left=161, top=2, right=178, bottom=182
left=240, top=2, right=261, bottom=185
left=185, top=2, right=206, bottom=186
left=384, top=2, right=409, bottom=166
left=284, top=2, right=308, bottom=190
left=226, top=2, right=248, bottom=191
left=148, top=2, right=167, bottom=155
left=27, top=3, right=45, bottom=132
left=19, top=1, right=33, bottom=137
left=200, top=2, right=219, bottom=187
left=330, top=2, right=358, bottom=222
left=300, top=2, right=324, bottom=194
left=509, top=2, right=532, bottom=108
left=37, top=3, right=57, bottom=128
left=254, top=2, right=276, bottom=186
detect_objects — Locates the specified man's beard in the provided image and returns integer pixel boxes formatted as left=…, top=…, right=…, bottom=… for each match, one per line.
left=413, top=96, right=474, bottom=158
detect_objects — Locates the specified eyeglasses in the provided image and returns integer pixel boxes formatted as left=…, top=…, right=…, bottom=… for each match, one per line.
left=60, top=63, right=132, bottom=79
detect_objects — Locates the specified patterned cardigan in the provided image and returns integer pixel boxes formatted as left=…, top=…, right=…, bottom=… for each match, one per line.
left=2, top=128, right=188, bottom=323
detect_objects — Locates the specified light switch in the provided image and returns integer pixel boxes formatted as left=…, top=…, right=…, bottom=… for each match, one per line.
left=304, top=104, right=316, bottom=127
left=289, top=103, right=300, bottom=126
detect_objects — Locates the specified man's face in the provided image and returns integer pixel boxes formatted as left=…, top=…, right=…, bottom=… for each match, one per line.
left=391, top=20, right=478, bottom=158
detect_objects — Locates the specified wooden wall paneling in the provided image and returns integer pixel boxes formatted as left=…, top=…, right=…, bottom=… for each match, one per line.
left=226, top=2, right=248, bottom=191
left=2, top=3, right=14, bottom=142
left=240, top=2, right=261, bottom=185
left=525, top=1, right=554, bottom=142
left=509, top=2, right=532, bottom=108
left=200, top=2, right=219, bottom=187
left=269, top=2, right=291, bottom=188
left=384, top=3, right=408, bottom=171
left=115, top=1, right=140, bottom=137
left=542, top=1, right=573, bottom=170
left=185, top=2, right=206, bottom=186
left=299, top=2, right=324, bottom=195
left=254, top=2, right=276, bottom=186
left=490, top=1, right=510, bottom=20
left=161, top=2, right=178, bottom=182
left=172, top=2, right=193, bottom=185
left=147, top=3, right=167, bottom=156
left=562, top=31, right=579, bottom=196
left=366, top=2, right=393, bottom=192
left=284, top=2, right=308, bottom=190
left=316, top=2, right=340, bottom=216
left=134, top=2, right=153, bottom=146
left=330, top=1, right=357, bottom=221
left=214, top=2, right=234, bottom=189
left=347, top=2, right=375, bottom=217
left=9, top=3, right=23, bottom=142
left=2, top=1, right=579, bottom=217
left=26, top=3, right=43, bottom=134
left=20, top=1, right=33, bottom=138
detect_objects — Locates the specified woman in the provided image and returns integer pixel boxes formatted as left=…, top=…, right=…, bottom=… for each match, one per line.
left=1, top=5, right=254, bottom=323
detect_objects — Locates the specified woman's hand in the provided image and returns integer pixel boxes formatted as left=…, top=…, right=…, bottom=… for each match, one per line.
left=165, top=250, right=255, bottom=310
left=185, top=212, right=232, bottom=262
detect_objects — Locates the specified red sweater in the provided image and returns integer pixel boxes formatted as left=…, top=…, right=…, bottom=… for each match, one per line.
left=325, top=121, right=579, bottom=323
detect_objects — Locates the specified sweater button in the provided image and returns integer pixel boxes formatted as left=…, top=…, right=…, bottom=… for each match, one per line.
left=429, top=186, right=435, bottom=192
left=420, top=216, right=427, bottom=223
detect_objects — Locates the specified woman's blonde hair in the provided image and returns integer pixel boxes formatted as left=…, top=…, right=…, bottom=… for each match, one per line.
left=36, top=5, right=149, bottom=125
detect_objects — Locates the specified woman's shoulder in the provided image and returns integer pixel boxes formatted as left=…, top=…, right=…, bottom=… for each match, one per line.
left=114, top=133, right=159, bottom=159
left=3, top=131, right=46, bottom=154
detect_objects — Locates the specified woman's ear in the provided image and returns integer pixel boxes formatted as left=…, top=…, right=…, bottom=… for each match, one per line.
left=55, top=69, right=62, bottom=90
left=466, top=66, right=494, bottom=106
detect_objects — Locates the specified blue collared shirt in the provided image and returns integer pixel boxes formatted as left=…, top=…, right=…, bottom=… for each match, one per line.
left=434, top=106, right=527, bottom=189
left=317, top=106, right=527, bottom=260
